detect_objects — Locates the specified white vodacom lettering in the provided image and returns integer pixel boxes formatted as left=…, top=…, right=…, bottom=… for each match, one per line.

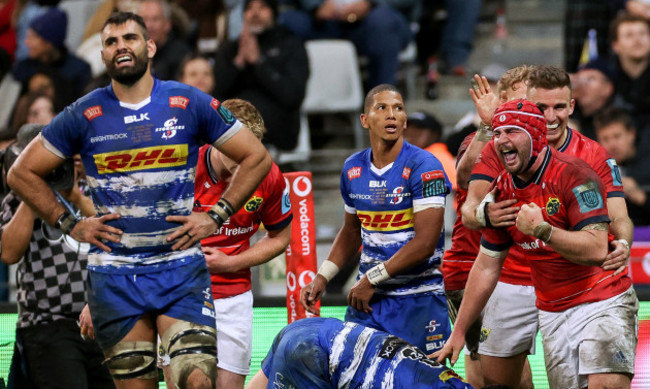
left=299, top=199, right=310, bottom=256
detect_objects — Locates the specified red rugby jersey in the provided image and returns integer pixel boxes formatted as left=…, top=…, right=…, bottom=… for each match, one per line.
left=470, top=128, right=624, bottom=285
left=194, top=145, right=293, bottom=298
left=442, top=132, right=482, bottom=290
left=481, top=148, right=630, bottom=311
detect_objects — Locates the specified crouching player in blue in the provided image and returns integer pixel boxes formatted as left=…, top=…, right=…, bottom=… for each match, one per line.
left=246, top=317, right=473, bottom=389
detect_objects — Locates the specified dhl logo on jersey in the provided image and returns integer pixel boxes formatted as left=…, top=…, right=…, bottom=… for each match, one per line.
left=357, top=209, right=413, bottom=231
left=94, top=144, right=188, bottom=174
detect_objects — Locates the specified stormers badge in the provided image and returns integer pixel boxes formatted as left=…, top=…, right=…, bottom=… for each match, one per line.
left=546, top=197, right=560, bottom=216
left=244, top=196, right=263, bottom=212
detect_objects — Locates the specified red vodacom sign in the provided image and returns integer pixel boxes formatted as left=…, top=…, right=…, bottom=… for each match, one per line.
left=283, top=172, right=319, bottom=323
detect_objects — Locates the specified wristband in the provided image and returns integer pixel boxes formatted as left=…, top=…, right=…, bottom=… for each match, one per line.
left=533, top=221, right=553, bottom=243
left=616, top=239, right=630, bottom=251
left=366, top=263, right=391, bottom=286
left=476, top=123, right=492, bottom=142
left=207, top=198, right=235, bottom=227
left=54, top=211, right=81, bottom=235
left=476, top=191, right=495, bottom=228
left=316, top=260, right=340, bottom=282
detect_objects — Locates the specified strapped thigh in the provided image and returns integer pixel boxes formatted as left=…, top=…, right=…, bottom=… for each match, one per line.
left=161, top=319, right=217, bottom=388
left=103, top=340, right=158, bottom=380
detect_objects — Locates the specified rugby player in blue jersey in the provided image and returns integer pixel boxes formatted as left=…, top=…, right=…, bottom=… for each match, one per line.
left=301, top=84, right=452, bottom=354
left=7, top=12, right=271, bottom=389
left=247, top=317, right=474, bottom=389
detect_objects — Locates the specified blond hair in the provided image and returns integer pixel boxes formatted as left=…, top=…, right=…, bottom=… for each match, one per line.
left=496, top=65, right=535, bottom=97
left=222, top=99, right=266, bottom=140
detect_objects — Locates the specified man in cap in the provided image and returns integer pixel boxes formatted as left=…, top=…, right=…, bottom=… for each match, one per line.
left=12, top=7, right=91, bottom=101
left=435, top=99, right=638, bottom=389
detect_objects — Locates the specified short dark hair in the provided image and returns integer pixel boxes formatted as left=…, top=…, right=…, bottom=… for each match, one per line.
left=594, top=106, right=636, bottom=133
left=363, top=84, right=402, bottom=113
left=527, top=65, right=571, bottom=91
left=610, top=12, right=650, bottom=42
left=102, top=12, right=150, bottom=41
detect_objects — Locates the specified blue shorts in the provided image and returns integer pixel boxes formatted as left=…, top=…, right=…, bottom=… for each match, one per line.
left=345, top=292, right=451, bottom=353
left=87, top=259, right=216, bottom=349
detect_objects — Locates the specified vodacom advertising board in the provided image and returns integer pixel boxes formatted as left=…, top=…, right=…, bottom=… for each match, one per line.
left=283, top=172, right=318, bottom=323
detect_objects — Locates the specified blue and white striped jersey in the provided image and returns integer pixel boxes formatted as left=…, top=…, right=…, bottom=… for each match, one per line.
left=262, top=317, right=472, bottom=389
left=340, top=141, right=450, bottom=295
left=41, top=79, right=242, bottom=273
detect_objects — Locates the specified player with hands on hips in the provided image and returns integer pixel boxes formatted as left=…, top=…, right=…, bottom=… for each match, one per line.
left=7, top=11, right=271, bottom=389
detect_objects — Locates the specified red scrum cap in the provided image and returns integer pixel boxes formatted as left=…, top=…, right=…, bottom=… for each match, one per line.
left=492, top=99, right=547, bottom=158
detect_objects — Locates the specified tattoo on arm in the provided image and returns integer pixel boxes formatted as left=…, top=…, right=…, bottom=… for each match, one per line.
left=581, top=222, right=608, bottom=232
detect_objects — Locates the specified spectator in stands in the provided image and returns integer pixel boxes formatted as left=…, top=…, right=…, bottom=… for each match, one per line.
left=214, top=0, right=309, bottom=152
left=137, top=0, right=192, bottom=80
left=595, top=106, right=650, bottom=225
left=11, top=7, right=91, bottom=102
left=12, top=0, right=42, bottom=62
left=172, top=0, right=228, bottom=55
left=569, top=57, right=624, bottom=140
left=10, top=91, right=55, bottom=132
left=0, top=0, right=16, bottom=78
left=610, top=12, right=650, bottom=130
left=404, top=111, right=457, bottom=190
left=277, top=0, right=412, bottom=88
left=178, top=54, right=216, bottom=95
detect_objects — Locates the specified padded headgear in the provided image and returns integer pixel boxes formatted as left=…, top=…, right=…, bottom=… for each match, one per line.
left=492, top=99, right=547, bottom=158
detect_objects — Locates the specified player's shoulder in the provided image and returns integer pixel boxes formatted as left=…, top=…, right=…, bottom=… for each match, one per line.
left=568, top=128, right=611, bottom=159
left=551, top=147, right=594, bottom=172
left=401, top=141, right=443, bottom=169
left=70, top=85, right=112, bottom=110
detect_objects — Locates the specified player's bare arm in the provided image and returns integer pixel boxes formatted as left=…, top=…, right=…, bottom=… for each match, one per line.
left=516, top=203, right=608, bottom=266
left=349, top=206, right=445, bottom=313
left=433, top=249, right=506, bottom=366
left=167, top=125, right=271, bottom=250
left=300, top=212, right=362, bottom=315
left=603, top=196, right=633, bottom=273
left=456, top=76, right=499, bottom=189
left=203, top=224, right=291, bottom=273
left=7, top=138, right=123, bottom=252
left=462, top=180, right=518, bottom=230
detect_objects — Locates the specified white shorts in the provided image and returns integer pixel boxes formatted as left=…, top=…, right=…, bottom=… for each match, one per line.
left=214, top=290, right=254, bottom=375
left=479, top=281, right=538, bottom=357
left=157, top=290, right=254, bottom=376
left=539, top=286, right=638, bottom=389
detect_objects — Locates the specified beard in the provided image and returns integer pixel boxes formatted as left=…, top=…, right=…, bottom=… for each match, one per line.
left=105, top=50, right=150, bottom=86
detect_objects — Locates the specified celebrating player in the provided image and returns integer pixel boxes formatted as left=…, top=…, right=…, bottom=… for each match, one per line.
left=435, top=99, right=638, bottom=389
